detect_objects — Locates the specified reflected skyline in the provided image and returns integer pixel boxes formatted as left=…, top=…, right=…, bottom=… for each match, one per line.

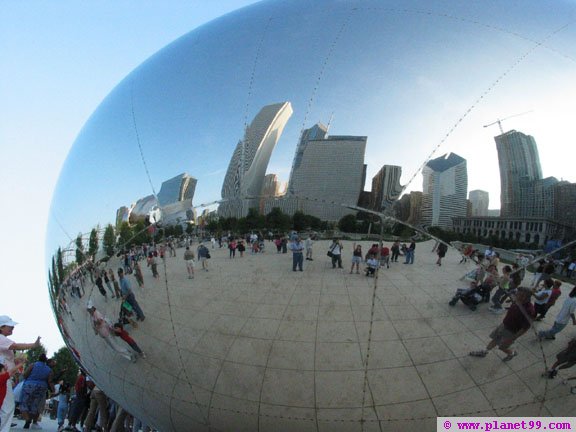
left=47, top=0, right=576, bottom=255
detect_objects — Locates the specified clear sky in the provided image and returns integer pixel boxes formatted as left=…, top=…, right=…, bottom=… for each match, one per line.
left=0, top=0, right=260, bottom=356
left=1, top=0, right=575, bottom=356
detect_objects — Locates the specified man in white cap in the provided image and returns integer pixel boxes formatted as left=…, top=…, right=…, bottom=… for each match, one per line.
left=0, top=316, right=41, bottom=432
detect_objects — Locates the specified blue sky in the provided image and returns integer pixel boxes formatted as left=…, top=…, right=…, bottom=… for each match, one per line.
left=1, top=0, right=575, bottom=355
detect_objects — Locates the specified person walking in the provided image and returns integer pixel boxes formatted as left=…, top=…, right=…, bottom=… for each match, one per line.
left=436, top=242, right=448, bottom=266
left=20, top=353, right=55, bottom=429
left=328, top=239, right=343, bottom=269
left=0, top=316, right=41, bottom=432
left=470, top=287, right=535, bottom=361
left=183, top=247, right=195, bottom=279
left=118, top=269, right=145, bottom=321
left=197, top=243, right=210, bottom=271
left=305, top=236, right=314, bottom=261
left=404, top=241, right=416, bottom=264
left=390, top=241, right=400, bottom=262
left=289, top=237, right=304, bottom=272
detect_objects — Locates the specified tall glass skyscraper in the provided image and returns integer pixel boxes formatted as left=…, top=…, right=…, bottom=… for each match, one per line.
left=495, top=130, right=542, bottom=217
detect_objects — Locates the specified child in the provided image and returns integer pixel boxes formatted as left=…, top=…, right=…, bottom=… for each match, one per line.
left=365, top=254, right=379, bottom=277
left=112, top=323, right=146, bottom=360
left=0, top=355, right=24, bottom=429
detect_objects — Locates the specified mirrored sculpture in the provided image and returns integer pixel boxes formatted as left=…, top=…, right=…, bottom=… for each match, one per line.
left=47, top=0, right=576, bottom=430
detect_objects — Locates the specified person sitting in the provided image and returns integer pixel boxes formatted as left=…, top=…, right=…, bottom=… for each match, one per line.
left=365, top=254, right=379, bottom=277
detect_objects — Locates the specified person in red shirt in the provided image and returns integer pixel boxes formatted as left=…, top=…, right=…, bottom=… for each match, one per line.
left=537, top=280, right=562, bottom=321
left=0, top=356, right=24, bottom=415
left=470, top=287, right=535, bottom=361
left=112, top=323, right=146, bottom=359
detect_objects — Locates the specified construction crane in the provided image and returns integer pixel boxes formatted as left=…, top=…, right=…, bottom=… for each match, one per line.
left=483, top=110, right=533, bottom=135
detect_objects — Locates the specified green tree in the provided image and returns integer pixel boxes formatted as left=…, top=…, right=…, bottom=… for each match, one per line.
left=88, top=228, right=99, bottom=259
left=292, top=211, right=307, bottom=231
left=131, top=221, right=150, bottom=245
left=186, top=223, right=195, bottom=235
left=103, top=224, right=116, bottom=257
left=117, top=222, right=132, bottom=250
left=75, top=234, right=85, bottom=266
left=206, top=219, right=219, bottom=233
left=338, top=214, right=357, bottom=233
left=174, top=224, right=184, bottom=237
left=52, top=346, right=79, bottom=385
left=266, top=207, right=291, bottom=231
left=26, top=343, right=47, bottom=364
left=51, top=256, right=59, bottom=293
left=57, top=248, right=65, bottom=285
left=245, top=208, right=264, bottom=231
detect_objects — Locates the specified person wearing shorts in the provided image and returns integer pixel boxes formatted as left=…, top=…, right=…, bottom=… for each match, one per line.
left=184, top=247, right=195, bottom=279
left=470, top=287, right=535, bottom=361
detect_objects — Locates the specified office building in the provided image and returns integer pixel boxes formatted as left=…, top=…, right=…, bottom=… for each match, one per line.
left=371, top=165, right=403, bottom=211
left=421, top=153, right=468, bottom=229
left=220, top=102, right=293, bottom=218
left=495, top=130, right=542, bottom=217
left=469, top=190, right=489, bottom=216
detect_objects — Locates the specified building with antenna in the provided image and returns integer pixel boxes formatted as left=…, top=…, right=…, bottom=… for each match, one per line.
left=421, top=153, right=468, bottom=229
left=219, top=102, right=293, bottom=218
left=495, top=130, right=542, bottom=217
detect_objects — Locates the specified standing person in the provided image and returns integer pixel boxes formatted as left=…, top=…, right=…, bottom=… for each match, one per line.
left=538, top=287, right=576, bottom=340
left=109, top=269, right=122, bottom=298
left=0, top=316, right=41, bottom=432
left=94, top=271, right=108, bottom=301
left=103, top=271, right=115, bottom=298
left=350, top=244, right=362, bottom=274
left=289, top=237, right=304, bottom=272
left=390, top=241, right=400, bottom=262
left=532, top=260, right=546, bottom=288
left=470, top=287, right=535, bottom=361
left=436, top=242, right=448, bottom=266
left=328, top=239, right=343, bottom=269
left=305, top=236, right=314, bottom=261
left=20, top=354, right=55, bottom=429
left=54, top=381, right=71, bottom=431
left=237, top=241, right=246, bottom=257
left=118, top=269, right=145, bottom=322
left=488, top=265, right=512, bottom=314
left=0, top=356, right=24, bottom=432
left=83, top=386, right=109, bottom=432
left=379, top=244, right=390, bottom=269
left=532, top=279, right=553, bottom=321
left=197, top=243, right=210, bottom=271
left=133, top=261, right=145, bottom=288
left=228, top=239, right=237, bottom=259
left=183, top=247, right=195, bottom=279
left=146, top=253, right=159, bottom=279
left=404, top=240, right=416, bottom=264
left=281, top=237, right=288, bottom=254
left=66, top=371, right=93, bottom=432
left=537, top=279, right=563, bottom=321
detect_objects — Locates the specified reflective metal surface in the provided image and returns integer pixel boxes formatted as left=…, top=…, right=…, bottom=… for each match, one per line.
left=47, top=0, right=576, bottom=430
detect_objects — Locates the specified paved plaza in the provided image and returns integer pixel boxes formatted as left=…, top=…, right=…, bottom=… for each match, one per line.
left=59, top=239, right=576, bottom=431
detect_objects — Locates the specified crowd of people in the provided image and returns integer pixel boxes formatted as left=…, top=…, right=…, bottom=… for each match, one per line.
left=4, top=230, right=576, bottom=430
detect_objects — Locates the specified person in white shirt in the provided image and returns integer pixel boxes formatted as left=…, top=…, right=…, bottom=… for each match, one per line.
left=365, top=255, right=379, bottom=276
left=329, top=239, right=343, bottom=269
left=305, top=236, right=314, bottom=261
left=538, top=287, right=576, bottom=340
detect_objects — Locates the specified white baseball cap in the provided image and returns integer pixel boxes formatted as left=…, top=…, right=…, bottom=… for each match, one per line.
left=0, top=316, right=18, bottom=327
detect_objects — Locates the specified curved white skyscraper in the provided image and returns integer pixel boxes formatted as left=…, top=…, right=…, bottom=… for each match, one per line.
left=220, top=102, right=293, bottom=218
